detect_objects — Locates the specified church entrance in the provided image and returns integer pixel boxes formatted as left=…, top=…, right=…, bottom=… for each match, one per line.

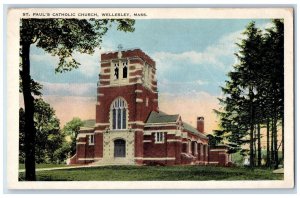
left=114, top=139, right=126, bottom=157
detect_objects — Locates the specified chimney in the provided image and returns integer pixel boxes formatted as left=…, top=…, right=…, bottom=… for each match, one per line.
left=197, top=116, right=204, bottom=133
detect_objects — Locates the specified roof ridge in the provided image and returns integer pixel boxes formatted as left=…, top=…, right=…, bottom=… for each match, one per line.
left=146, top=111, right=179, bottom=124
left=158, top=111, right=179, bottom=116
left=157, top=114, right=179, bottom=117
left=182, top=121, right=194, bottom=127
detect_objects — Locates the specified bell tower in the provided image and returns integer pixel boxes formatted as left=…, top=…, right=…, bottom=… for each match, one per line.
left=95, top=47, right=159, bottom=127
left=94, top=47, right=159, bottom=165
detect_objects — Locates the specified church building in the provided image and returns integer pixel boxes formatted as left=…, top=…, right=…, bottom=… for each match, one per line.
left=69, top=48, right=231, bottom=166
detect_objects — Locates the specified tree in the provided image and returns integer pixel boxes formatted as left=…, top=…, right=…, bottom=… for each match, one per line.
left=20, top=19, right=135, bottom=180
left=234, top=22, right=264, bottom=168
left=215, top=20, right=284, bottom=168
left=53, top=141, right=71, bottom=164
left=63, top=117, right=84, bottom=156
left=33, top=98, right=63, bottom=163
left=19, top=108, right=26, bottom=163
left=263, top=19, right=284, bottom=168
left=207, top=134, right=222, bottom=147
left=19, top=98, right=65, bottom=164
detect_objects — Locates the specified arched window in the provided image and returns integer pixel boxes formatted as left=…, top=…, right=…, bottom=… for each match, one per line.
left=111, top=98, right=128, bottom=130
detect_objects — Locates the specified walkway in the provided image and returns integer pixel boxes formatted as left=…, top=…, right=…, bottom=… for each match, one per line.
left=18, top=164, right=107, bottom=173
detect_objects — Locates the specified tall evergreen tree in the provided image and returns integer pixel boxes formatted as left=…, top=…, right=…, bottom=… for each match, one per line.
left=215, top=20, right=284, bottom=168
left=222, top=22, right=263, bottom=168
left=263, top=19, right=284, bottom=168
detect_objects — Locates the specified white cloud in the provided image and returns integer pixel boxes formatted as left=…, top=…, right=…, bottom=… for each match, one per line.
left=30, top=53, right=59, bottom=67
left=160, top=79, right=208, bottom=86
left=41, top=81, right=96, bottom=97
left=208, top=29, right=246, bottom=57
left=257, top=22, right=274, bottom=34
left=30, top=40, right=120, bottom=78
left=152, top=29, right=245, bottom=75
left=30, top=49, right=100, bottom=78
left=196, top=80, right=207, bottom=85
left=151, top=29, right=247, bottom=96
left=71, top=40, right=123, bottom=77
left=30, top=45, right=101, bottom=78
left=73, top=48, right=100, bottom=77
left=152, top=50, right=224, bottom=73
left=100, top=41, right=117, bottom=53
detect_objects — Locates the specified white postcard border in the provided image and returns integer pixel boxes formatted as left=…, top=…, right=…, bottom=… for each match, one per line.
left=6, top=7, right=294, bottom=189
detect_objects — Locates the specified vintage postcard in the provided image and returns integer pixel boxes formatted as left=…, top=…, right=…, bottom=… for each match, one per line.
left=6, top=7, right=294, bottom=189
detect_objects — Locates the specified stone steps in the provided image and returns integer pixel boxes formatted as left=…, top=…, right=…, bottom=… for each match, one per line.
left=90, top=159, right=135, bottom=166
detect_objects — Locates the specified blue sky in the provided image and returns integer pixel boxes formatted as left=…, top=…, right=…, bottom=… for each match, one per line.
left=30, top=19, right=271, bottom=96
left=28, top=19, right=273, bottom=130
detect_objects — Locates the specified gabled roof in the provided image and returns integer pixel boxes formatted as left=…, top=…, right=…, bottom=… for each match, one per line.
left=146, top=111, right=179, bottom=124
left=182, top=122, right=208, bottom=139
left=146, top=111, right=207, bottom=139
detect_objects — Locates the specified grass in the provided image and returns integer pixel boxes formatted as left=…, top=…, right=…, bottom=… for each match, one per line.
left=19, top=163, right=68, bottom=170
left=18, top=165, right=283, bottom=181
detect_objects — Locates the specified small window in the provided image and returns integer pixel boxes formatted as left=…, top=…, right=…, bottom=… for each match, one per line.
left=114, top=63, right=119, bottom=79
left=146, top=97, right=149, bottom=107
left=122, top=61, right=128, bottom=79
left=88, top=135, right=94, bottom=145
left=154, top=132, right=164, bottom=143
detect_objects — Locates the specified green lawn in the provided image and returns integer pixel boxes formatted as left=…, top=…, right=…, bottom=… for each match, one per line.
left=18, top=165, right=283, bottom=181
left=19, top=163, right=68, bottom=170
